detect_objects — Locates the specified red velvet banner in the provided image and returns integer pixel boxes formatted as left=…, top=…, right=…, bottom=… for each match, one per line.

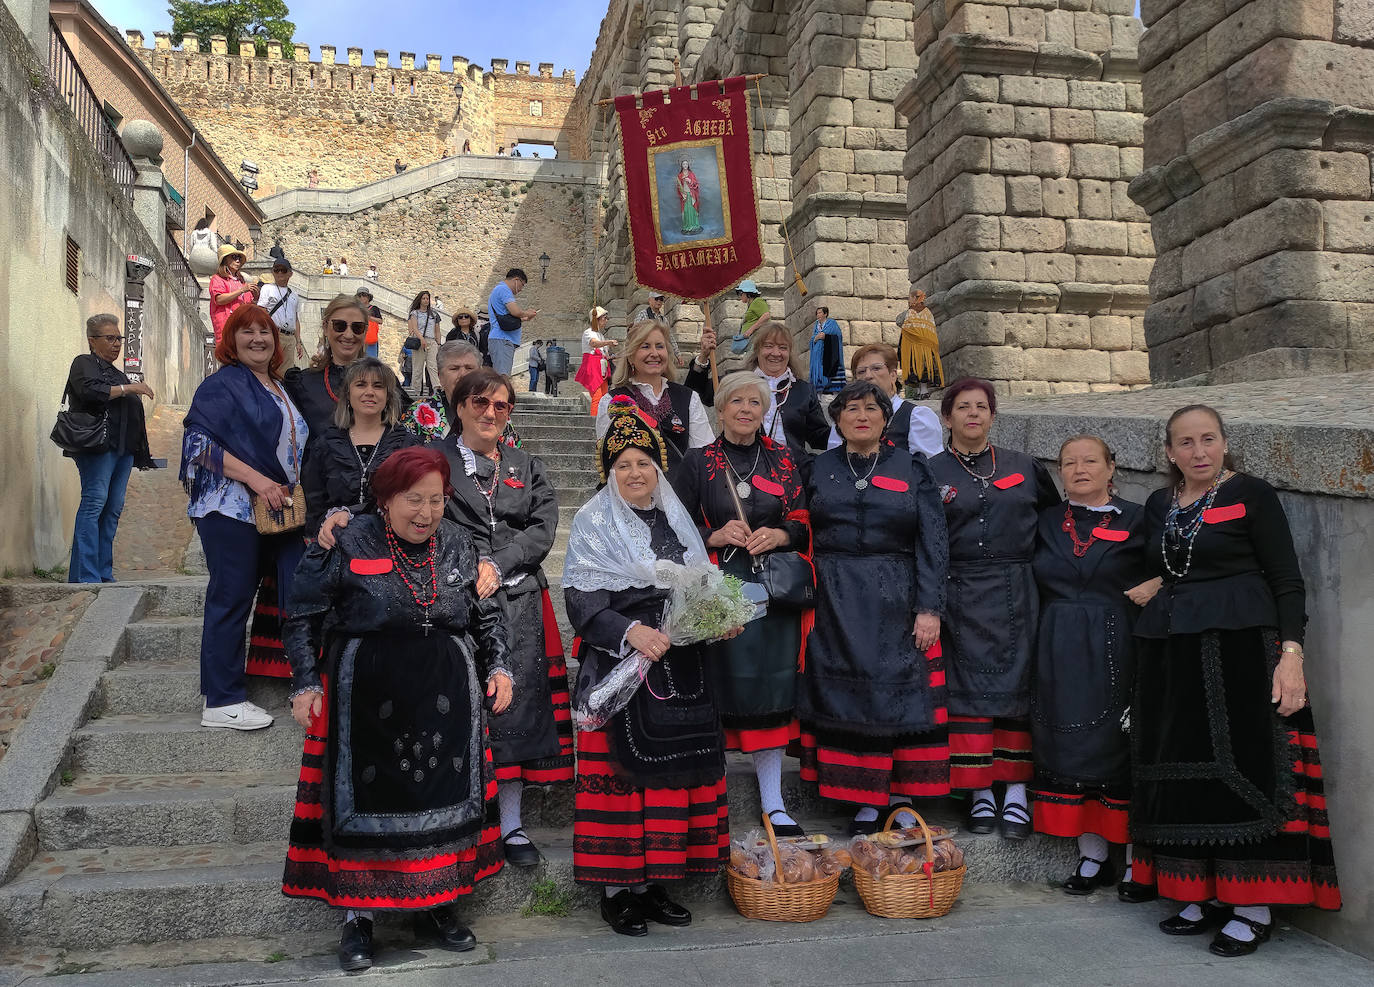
left=614, top=76, right=763, bottom=300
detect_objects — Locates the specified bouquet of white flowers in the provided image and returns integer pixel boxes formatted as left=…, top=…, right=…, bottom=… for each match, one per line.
left=570, top=561, right=765, bottom=732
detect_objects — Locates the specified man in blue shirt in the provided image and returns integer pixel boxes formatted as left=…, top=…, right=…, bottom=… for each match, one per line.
left=487, top=268, right=539, bottom=375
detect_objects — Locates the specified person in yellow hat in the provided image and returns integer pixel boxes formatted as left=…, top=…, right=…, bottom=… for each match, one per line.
left=897, top=287, right=943, bottom=398
left=209, top=244, right=256, bottom=346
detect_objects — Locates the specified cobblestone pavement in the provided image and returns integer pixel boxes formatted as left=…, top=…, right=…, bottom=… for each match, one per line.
left=0, top=592, right=95, bottom=764
left=113, top=404, right=192, bottom=579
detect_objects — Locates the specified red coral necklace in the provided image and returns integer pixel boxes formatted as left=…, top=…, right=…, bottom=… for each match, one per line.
left=384, top=522, right=439, bottom=634
left=1062, top=503, right=1111, bottom=557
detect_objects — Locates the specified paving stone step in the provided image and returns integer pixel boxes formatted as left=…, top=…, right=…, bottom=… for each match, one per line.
left=34, top=771, right=572, bottom=852
left=72, top=713, right=302, bottom=776
left=122, top=617, right=207, bottom=664
left=96, top=661, right=286, bottom=716
left=0, top=816, right=1076, bottom=949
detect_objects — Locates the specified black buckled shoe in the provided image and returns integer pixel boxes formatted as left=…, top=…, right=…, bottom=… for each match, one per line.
left=413, top=905, right=476, bottom=951
left=1061, top=856, right=1116, bottom=896
left=338, top=917, right=373, bottom=973
left=848, top=811, right=881, bottom=836
left=966, top=797, right=997, bottom=835
left=1208, top=916, right=1274, bottom=957
left=1160, top=902, right=1230, bottom=936
left=600, top=888, right=648, bottom=937
left=999, top=801, right=1032, bottom=841
left=503, top=829, right=541, bottom=868
left=639, top=883, right=692, bottom=927
left=767, top=809, right=805, bottom=839
left=1117, top=880, right=1158, bottom=904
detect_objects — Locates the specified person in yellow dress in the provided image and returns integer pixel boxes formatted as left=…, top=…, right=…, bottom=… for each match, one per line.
left=896, top=287, right=943, bottom=398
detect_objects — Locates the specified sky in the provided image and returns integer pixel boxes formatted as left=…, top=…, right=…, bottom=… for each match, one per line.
left=91, top=0, right=609, bottom=80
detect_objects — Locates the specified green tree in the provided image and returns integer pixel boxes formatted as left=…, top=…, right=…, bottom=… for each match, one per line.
left=168, top=1, right=296, bottom=59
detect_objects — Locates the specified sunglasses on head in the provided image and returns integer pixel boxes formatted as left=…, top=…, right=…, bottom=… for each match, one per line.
left=329, top=319, right=368, bottom=335
left=468, top=395, right=512, bottom=415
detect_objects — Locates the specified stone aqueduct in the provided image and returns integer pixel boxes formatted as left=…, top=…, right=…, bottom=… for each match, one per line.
left=131, top=0, right=1374, bottom=392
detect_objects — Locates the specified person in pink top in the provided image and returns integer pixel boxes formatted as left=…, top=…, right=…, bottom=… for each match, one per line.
left=209, top=245, right=257, bottom=345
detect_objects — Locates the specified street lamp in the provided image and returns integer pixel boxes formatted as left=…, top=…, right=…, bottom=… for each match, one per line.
left=539, top=252, right=550, bottom=283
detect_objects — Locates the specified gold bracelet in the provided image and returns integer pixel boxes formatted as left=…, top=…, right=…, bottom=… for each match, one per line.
left=1281, top=645, right=1303, bottom=658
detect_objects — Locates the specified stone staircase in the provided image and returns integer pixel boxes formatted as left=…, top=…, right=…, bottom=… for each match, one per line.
left=0, top=392, right=1079, bottom=957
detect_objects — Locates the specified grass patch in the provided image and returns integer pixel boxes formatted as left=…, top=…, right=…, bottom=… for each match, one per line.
left=264, top=951, right=288, bottom=963
left=38, top=662, right=56, bottom=680
left=521, top=879, right=572, bottom=918
left=33, top=564, right=66, bottom=582
left=60, top=769, right=75, bottom=786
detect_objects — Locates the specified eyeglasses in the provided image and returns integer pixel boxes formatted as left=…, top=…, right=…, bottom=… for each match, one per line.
left=329, top=319, right=368, bottom=335
left=468, top=395, right=513, bottom=416
left=94, top=334, right=124, bottom=343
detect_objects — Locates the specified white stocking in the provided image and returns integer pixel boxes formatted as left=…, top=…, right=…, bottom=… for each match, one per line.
left=498, top=780, right=528, bottom=843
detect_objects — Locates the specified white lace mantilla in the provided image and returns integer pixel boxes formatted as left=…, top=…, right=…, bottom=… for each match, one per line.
left=561, top=466, right=709, bottom=593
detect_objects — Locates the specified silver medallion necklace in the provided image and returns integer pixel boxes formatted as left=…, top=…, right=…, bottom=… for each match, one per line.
left=846, top=447, right=880, bottom=490
left=724, top=441, right=763, bottom=500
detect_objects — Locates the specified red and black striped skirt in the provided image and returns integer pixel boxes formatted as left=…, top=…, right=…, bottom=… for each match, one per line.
left=949, top=715, right=1033, bottom=790
left=245, top=572, right=291, bottom=679
left=572, top=728, right=729, bottom=886
left=493, top=589, right=575, bottom=785
left=1032, top=783, right=1130, bottom=843
left=282, top=677, right=504, bottom=910
left=798, top=725, right=950, bottom=805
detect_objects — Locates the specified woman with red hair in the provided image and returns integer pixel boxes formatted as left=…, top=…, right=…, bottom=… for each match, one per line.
left=181, top=304, right=308, bottom=731
left=281, top=446, right=513, bottom=972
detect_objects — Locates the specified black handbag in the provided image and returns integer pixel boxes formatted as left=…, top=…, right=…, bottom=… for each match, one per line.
left=755, top=551, right=815, bottom=610
left=50, top=383, right=109, bottom=454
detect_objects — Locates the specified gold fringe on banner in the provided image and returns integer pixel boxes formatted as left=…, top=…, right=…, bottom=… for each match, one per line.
left=900, top=309, right=944, bottom=388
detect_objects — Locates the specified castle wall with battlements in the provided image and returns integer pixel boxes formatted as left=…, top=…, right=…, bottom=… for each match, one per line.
left=122, top=30, right=582, bottom=197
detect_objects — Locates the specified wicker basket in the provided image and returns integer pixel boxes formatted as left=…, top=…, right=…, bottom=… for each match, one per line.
left=726, top=813, right=840, bottom=923
left=851, top=808, right=966, bottom=919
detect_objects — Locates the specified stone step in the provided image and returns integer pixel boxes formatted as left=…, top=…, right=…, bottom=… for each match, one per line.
left=33, top=771, right=573, bottom=852
left=143, top=579, right=210, bottom=617
left=525, top=451, right=597, bottom=471
left=72, top=712, right=302, bottom=776
left=0, top=817, right=1076, bottom=950
left=514, top=424, right=599, bottom=443
left=122, top=617, right=206, bottom=664
left=96, top=661, right=287, bottom=715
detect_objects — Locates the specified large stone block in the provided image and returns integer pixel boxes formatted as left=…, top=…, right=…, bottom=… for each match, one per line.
left=943, top=345, right=1027, bottom=381
left=1209, top=299, right=1349, bottom=369
left=1109, top=349, right=1151, bottom=383
left=1336, top=0, right=1374, bottom=44
left=1032, top=142, right=1072, bottom=177
left=1015, top=106, right=1053, bottom=139
left=1148, top=327, right=1213, bottom=380
left=943, top=172, right=1008, bottom=219
left=1191, top=272, right=1236, bottom=328
left=1233, top=149, right=1372, bottom=217
left=1091, top=314, right=1133, bottom=350
left=941, top=311, right=1008, bottom=349
left=991, top=137, right=1032, bottom=174
left=1112, top=181, right=1149, bottom=221
left=1045, top=313, right=1093, bottom=348
left=1235, top=250, right=1374, bottom=312
left=1142, top=31, right=1211, bottom=116
left=1074, top=12, right=1114, bottom=52
left=1180, top=197, right=1324, bottom=289
left=1066, top=218, right=1129, bottom=254
left=1079, top=179, right=1114, bottom=219
left=1143, top=289, right=1194, bottom=346
left=1046, top=10, right=1077, bottom=48
left=1069, top=80, right=1128, bottom=111
left=937, top=250, right=1028, bottom=290
left=1206, top=0, right=1336, bottom=79
left=1001, top=75, right=1070, bottom=107
left=1070, top=144, right=1122, bottom=179
left=1043, top=177, right=1081, bottom=216
left=1076, top=254, right=1154, bottom=284
left=1128, top=222, right=1155, bottom=256
left=1024, top=346, right=1111, bottom=381
left=1150, top=248, right=1184, bottom=300
left=1212, top=345, right=1349, bottom=383
left=1093, top=110, right=1145, bottom=146
left=1007, top=174, right=1045, bottom=215
left=1004, top=312, right=1048, bottom=348
left=1025, top=252, right=1078, bottom=283
left=1002, top=217, right=1068, bottom=252
left=1051, top=108, right=1098, bottom=142
left=1224, top=39, right=1374, bottom=122
left=1323, top=199, right=1374, bottom=252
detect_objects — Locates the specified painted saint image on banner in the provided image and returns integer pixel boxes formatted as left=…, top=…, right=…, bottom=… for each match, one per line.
left=650, top=142, right=730, bottom=251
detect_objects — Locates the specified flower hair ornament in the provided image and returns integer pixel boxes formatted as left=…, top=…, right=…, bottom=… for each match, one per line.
left=598, top=395, right=670, bottom=483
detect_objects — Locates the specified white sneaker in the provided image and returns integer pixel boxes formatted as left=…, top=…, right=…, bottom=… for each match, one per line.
left=202, top=700, right=274, bottom=730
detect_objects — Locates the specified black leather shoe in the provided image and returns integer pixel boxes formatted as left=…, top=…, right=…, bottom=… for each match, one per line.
left=1118, top=880, right=1158, bottom=904
left=848, top=812, right=880, bottom=836
left=639, top=883, right=692, bottom=927
left=1208, top=917, right=1273, bottom=957
left=1062, top=857, right=1116, bottom=895
left=413, top=905, right=476, bottom=951
left=966, top=797, right=997, bottom=835
left=999, top=802, right=1032, bottom=841
left=767, top=810, right=805, bottom=839
left=600, top=889, right=648, bottom=937
left=1160, top=902, right=1230, bottom=936
left=503, top=829, right=541, bottom=868
left=338, top=918, right=373, bottom=972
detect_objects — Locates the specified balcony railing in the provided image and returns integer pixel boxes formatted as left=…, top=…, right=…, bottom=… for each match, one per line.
left=47, top=19, right=136, bottom=201
left=165, top=230, right=201, bottom=308
left=165, top=181, right=186, bottom=231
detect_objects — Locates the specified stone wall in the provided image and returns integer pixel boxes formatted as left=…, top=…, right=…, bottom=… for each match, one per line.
left=491, top=61, right=579, bottom=154
left=1129, top=0, right=1374, bottom=384
left=257, top=171, right=599, bottom=361
left=124, top=33, right=581, bottom=197
left=897, top=0, right=1152, bottom=396
left=0, top=5, right=207, bottom=571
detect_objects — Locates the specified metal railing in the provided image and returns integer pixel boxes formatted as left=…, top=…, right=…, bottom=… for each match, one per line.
left=47, top=19, right=136, bottom=201
left=164, top=230, right=201, bottom=307
left=164, top=181, right=186, bottom=230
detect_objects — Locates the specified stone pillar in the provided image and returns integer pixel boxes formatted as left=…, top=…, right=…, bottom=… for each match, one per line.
left=321, top=44, right=336, bottom=65
left=238, top=37, right=255, bottom=58
left=120, top=120, right=168, bottom=247
left=787, top=0, right=915, bottom=354
left=294, top=43, right=309, bottom=62
left=125, top=29, right=145, bottom=48
left=400, top=52, right=415, bottom=70
left=426, top=54, right=441, bottom=72
left=154, top=31, right=172, bottom=51
left=453, top=55, right=470, bottom=75
left=182, top=34, right=200, bottom=54
left=374, top=50, right=388, bottom=69
left=1129, top=0, right=1374, bottom=383
left=894, top=1, right=1151, bottom=395
left=491, top=58, right=508, bottom=74
left=210, top=35, right=227, bottom=56
left=539, top=62, right=554, bottom=78
left=348, top=47, right=363, bottom=68
left=266, top=39, right=282, bottom=60
left=515, top=60, right=531, bottom=75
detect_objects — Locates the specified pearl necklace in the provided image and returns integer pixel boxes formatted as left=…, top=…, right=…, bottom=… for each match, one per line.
left=949, top=443, right=996, bottom=484
left=1161, top=470, right=1229, bottom=578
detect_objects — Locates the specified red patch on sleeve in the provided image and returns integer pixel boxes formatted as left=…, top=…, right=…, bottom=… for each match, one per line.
left=349, top=557, right=394, bottom=575
left=1203, top=502, right=1246, bottom=524
left=751, top=476, right=785, bottom=497
left=992, top=472, right=1025, bottom=490
left=870, top=475, right=910, bottom=493
left=503, top=477, right=525, bottom=488
left=1092, top=527, right=1129, bottom=542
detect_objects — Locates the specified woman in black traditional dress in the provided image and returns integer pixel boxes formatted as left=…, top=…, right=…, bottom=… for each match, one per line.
left=564, top=402, right=740, bottom=937
left=744, top=324, right=830, bottom=471
left=300, top=357, right=421, bottom=539
left=594, top=320, right=715, bottom=476
left=928, top=377, right=1059, bottom=839
left=436, top=368, right=572, bottom=867
left=1131, top=405, right=1341, bottom=956
left=281, top=446, right=513, bottom=972
left=798, top=380, right=950, bottom=835
left=671, top=372, right=811, bottom=835
left=1030, top=435, right=1160, bottom=895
